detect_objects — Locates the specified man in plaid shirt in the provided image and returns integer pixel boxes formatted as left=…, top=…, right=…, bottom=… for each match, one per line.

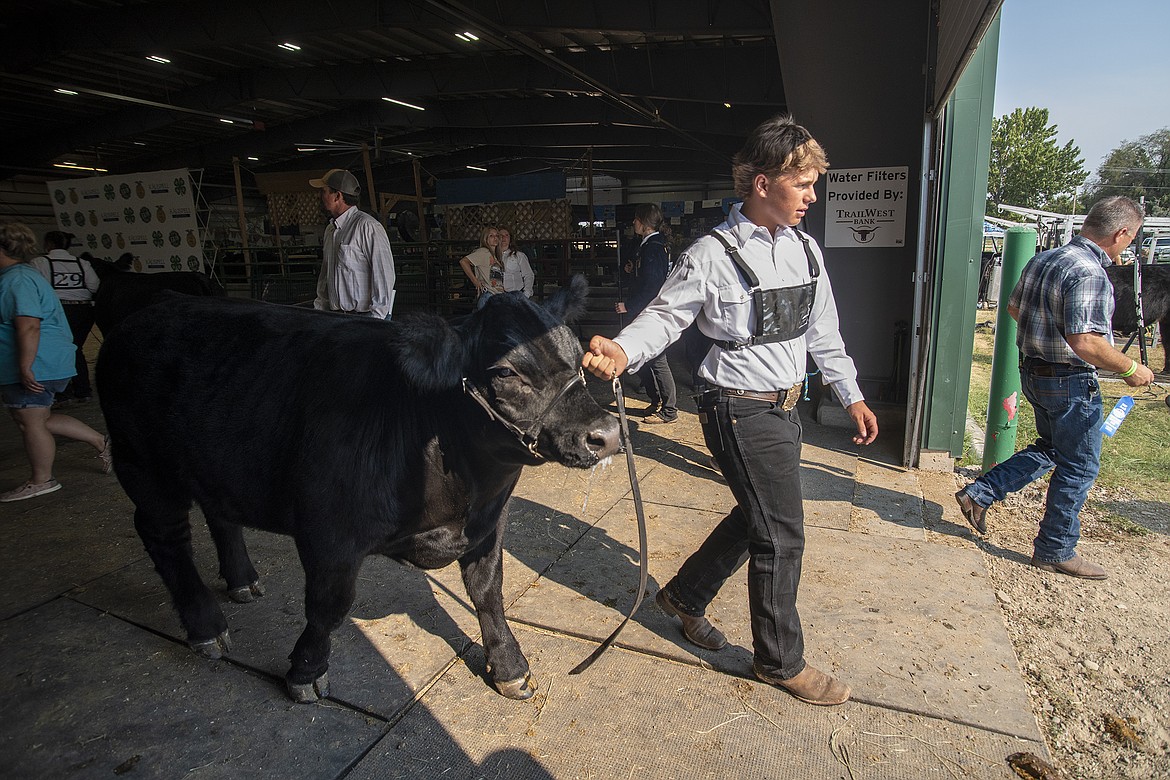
left=956, top=196, right=1151, bottom=579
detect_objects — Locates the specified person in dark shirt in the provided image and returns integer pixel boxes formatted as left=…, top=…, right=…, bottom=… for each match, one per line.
left=615, top=203, right=677, bottom=423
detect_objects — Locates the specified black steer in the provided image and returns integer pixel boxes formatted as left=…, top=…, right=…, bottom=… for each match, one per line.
left=96, top=277, right=620, bottom=703
left=1107, top=263, right=1170, bottom=371
left=89, top=255, right=224, bottom=335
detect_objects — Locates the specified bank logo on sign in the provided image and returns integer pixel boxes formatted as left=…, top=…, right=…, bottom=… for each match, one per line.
left=849, top=226, right=880, bottom=243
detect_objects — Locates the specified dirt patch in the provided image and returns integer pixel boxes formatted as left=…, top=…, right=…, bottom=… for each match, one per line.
left=953, top=468, right=1170, bottom=779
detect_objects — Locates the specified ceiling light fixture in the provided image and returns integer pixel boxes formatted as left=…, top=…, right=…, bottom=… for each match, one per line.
left=54, top=88, right=78, bottom=95
left=133, top=141, right=146, bottom=146
left=723, top=102, right=732, bottom=108
left=146, top=55, right=171, bottom=64
left=54, top=162, right=108, bottom=172
left=9, top=73, right=257, bottom=126
left=219, top=118, right=235, bottom=124
left=296, top=147, right=319, bottom=152
left=466, top=165, right=487, bottom=172
left=247, top=156, right=259, bottom=161
left=381, top=96, right=425, bottom=111
left=277, top=42, right=301, bottom=51
left=455, top=31, right=479, bottom=42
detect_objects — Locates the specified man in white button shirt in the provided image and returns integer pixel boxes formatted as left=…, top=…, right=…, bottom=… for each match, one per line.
left=583, top=116, right=878, bottom=706
left=309, top=169, right=396, bottom=319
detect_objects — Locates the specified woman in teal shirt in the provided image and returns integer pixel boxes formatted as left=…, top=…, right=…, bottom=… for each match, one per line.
left=0, top=222, right=110, bottom=502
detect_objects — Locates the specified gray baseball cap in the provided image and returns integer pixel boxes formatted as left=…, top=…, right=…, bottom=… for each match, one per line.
left=309, top=168, right=361, bottom=196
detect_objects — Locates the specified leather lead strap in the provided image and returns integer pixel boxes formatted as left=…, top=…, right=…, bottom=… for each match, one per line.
left=569, top=376, right=649, bottom=675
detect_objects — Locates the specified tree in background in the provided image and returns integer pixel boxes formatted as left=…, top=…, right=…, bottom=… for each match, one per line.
left=987, top=107, right=1087, bottom=216
left=1083, top=128, right=1170, bottom=216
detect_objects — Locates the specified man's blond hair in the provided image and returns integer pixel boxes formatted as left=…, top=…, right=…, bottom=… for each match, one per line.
left=732, top=115, right=828, bottom=199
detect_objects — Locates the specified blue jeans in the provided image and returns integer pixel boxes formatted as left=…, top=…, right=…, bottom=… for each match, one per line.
left=964, top=368, right=1102, bottom=564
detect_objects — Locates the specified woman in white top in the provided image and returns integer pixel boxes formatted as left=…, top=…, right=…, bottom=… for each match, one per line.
left=498, top=227, right=534, bottom=298
left=458, top=225, right=504, bottom=309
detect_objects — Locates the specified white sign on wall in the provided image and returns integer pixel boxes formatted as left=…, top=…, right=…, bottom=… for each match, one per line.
left=823, top=166, right=908, bottom=248
left=47, top=168, right=203, bottom=273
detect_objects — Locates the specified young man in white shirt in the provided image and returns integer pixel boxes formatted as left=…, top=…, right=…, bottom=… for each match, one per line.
left=583, top=116, right=878, bottom=706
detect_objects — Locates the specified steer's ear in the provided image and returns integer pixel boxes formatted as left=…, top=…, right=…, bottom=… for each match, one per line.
left=544, top=273, right=588, bottom=325
left=392, top=313, right=464, bottom=393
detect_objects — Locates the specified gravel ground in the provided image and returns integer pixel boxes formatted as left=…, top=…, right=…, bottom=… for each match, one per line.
left=953, top=469, right=1170, bottom=779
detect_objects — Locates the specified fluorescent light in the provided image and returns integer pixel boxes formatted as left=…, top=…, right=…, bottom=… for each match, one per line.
left=278, top=42, right=301, bottom=51
left=247, top=156, right=259, bottom=161
left=54, top=88, right=78, bottom=95
left=455, top=33, right=470, bottom=42
left=133, top=141, right=146, bottom=146
left=462, top=31, right=479, bottom=40
left=466, top=165, right=487, bottom=172
left=323, top=138, right=335, bottom=142
left=219, top=118, right=235, bottom=124
left=723, top=102, right=732, bottom=108
left=381, top=96, right=425, bottom=111
left=54, top=163, right=108, bottom=172
left=146, top=55, right=171, bottom=64
left=297, top=147, right=318, bottom=152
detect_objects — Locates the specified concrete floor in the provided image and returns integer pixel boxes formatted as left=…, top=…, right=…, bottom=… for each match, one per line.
left=0, top=379, right=1049, bottom=779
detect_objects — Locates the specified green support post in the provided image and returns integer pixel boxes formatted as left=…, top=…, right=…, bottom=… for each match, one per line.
left=982, top=226, right=1037, bottom=471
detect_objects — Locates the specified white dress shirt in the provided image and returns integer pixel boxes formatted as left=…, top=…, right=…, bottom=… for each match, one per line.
left=31, top=249, right=100, bottom=302
left=502, top=249, right=534, bottom=297
left=615, top=203, right=864, bottom=408
left=314, top=205, right=396, bottom=319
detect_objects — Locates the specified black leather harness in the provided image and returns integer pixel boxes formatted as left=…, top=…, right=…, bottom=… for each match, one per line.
left=709, top=229, right=820, bottom=350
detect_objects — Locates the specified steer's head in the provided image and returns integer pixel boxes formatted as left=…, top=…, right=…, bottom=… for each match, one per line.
left=459, top=276, right=620, bottom=467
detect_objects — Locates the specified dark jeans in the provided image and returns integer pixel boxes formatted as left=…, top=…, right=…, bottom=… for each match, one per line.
left=636, top=353, right=677, bottom=419
left=964, top=367, right=1102, bottom=563
left=668, top=394, right=806, bottom=679
left=61, top=302, right=95, bottom=398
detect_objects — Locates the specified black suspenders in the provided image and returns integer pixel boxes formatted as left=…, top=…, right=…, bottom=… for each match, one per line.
left=709, top=229, right=821, bottom=350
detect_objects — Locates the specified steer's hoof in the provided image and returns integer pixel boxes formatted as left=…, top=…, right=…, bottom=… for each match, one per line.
left=495, top=672, right=536, bottom=700
left=190, top=630, right=231, bottom=660
left=287, top=672, right=329, bottom=704
left=227, top=581, right=265, bottom=603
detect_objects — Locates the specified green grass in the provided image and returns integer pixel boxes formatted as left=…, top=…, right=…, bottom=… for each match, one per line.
left=965, top=310, right=1170, bottom=506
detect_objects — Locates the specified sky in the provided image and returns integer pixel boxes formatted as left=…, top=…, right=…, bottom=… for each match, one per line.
left=993, top=0, right=1170, bottom=180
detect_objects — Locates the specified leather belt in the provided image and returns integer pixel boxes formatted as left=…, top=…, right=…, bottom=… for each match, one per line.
left=717, top=382, right=804, bottom=411
left=1022, top=358, right=1092, bottom=377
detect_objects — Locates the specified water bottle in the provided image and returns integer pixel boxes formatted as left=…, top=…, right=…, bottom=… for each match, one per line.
left=1100, top=396, right=1134, bottom=437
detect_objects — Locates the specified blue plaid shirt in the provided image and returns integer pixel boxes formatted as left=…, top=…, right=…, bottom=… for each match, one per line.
left=1008, top=235, right=1114, bottom=367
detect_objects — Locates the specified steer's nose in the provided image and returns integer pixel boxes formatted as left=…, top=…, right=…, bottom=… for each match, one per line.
left=587, top=415, right=622, bottom=459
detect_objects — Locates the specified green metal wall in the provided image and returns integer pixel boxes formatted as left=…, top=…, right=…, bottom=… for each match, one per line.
left=922, top=14, right=1000, bottom=456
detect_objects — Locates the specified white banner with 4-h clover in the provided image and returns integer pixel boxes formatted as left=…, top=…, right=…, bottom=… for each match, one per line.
left=47, top=169, right=203, bottom=273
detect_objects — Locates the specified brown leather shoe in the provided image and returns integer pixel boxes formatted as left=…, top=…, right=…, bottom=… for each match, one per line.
left=1030, top=554, right=1107, bottom=580
left=640, top=412, right=678, bottom=425
left=655, top=588, right=726, bottom=650
left=754, top=663, right=851, bottom=706
left=954, top=489, right=988, bottom=534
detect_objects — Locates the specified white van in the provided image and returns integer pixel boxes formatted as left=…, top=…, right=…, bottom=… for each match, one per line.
left=1141, top=234, right=1170, bottom=263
